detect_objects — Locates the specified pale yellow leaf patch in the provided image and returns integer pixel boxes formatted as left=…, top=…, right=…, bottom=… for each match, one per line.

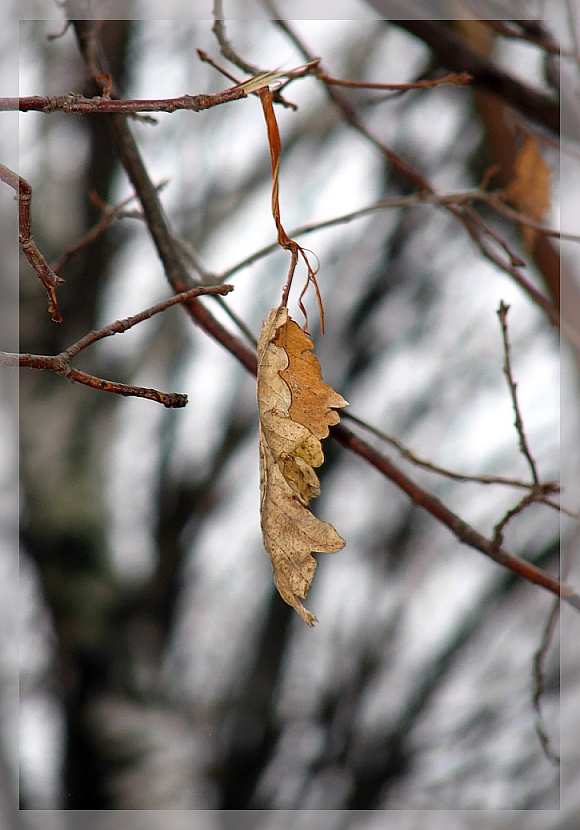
left=257, top=307, right=347, bottom=625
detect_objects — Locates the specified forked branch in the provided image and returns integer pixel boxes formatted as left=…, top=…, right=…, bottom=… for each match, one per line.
left=1, top=284, right=233, bottom=406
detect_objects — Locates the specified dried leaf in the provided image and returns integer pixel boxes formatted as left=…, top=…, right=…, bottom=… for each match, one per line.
left=257, top=307, right=347, bottom=625
left=505, top=135, right=551, bottom=251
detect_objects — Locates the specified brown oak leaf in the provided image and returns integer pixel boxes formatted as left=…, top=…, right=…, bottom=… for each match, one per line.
left=257, top=307, right=347, bottom=625
left=505, top=134, right=551, bottom=252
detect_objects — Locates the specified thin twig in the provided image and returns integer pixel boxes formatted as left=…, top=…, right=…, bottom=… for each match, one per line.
left=1, top=285, right=233, bottom=406
left=50, top=183, right=168, bottom=274
left=497, top=301, right=540, bottom=484
left=196, top=48, right=241, bottom=86
left=3, top=87, right=249, bottom=114
left=212, top=0, right=261, bottom=75
left=532, top=598, right=561, bottom=764
left=492, top=490, right=541, bottom=550
left=0, top=163, right=64, bottom=322
left=462, top=203, right=526, bottom=268
left=64, top=284, right=233, bottom=358
left=342, top=411, right=556, bottom=491
left=483, top=19, right=565, bottom=57
left=330, top=422, right=580, bottom=612
left=215, top=188, right=578, bottom=282
left=320, top=70, right=474, bottom=91
left=209, top=1, right=299, bottom=109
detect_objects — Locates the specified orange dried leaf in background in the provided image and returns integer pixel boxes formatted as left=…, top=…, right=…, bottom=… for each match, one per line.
left=257, top=307, right=347, bottom=625
left=505, top=135, right=551, bottom=251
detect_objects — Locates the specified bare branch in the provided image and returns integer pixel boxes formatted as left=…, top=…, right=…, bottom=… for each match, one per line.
left=63, top=284, right=234, bottom=359
left=483, top=19, right=565, bottom=57
left=484, top=301, right=556, bottom=553
left=532, top=598, right=561, bottom=764
left=212, top=0, right=261, bottom=75
left=1, top=350, right=186, bottom=407
left=49, top=183, right=168, bottom=274
left=321, top=70, right=473, bottom=91
left=196, top=47, right=242, bottom=86
left=342, top=411, right=556, bottom=491
left=497, top=301, right=540, bottom=483
left=0, top=163, right=64, bottom=322
left=1, top=285, right=233, bottom=406
left=216, top=187, right=578, bottom=282
left=492, top=490, right=541, bottom=551
left=330, top=422, right=580, bottom=613
left=2, top=87, right=248, bottom=114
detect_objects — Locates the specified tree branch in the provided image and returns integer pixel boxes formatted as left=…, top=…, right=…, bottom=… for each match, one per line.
left=330, top=422, right=580, bottom=612
left=216, top=187, right=578, bottom=281
left=497, top=301, right=540, bottom=483
left=1, top=285, right=233, bottom=406
left=483, top=19, right=564, bottom=57
left=212, top=0, right=262, bottom=75
left=3, top=87, right=249, bottom=114
left=342, top=410, right=556, bottom=491
left=321, top=70, right=473, bottom=91
left=0, top=163, right=64, bottom=322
